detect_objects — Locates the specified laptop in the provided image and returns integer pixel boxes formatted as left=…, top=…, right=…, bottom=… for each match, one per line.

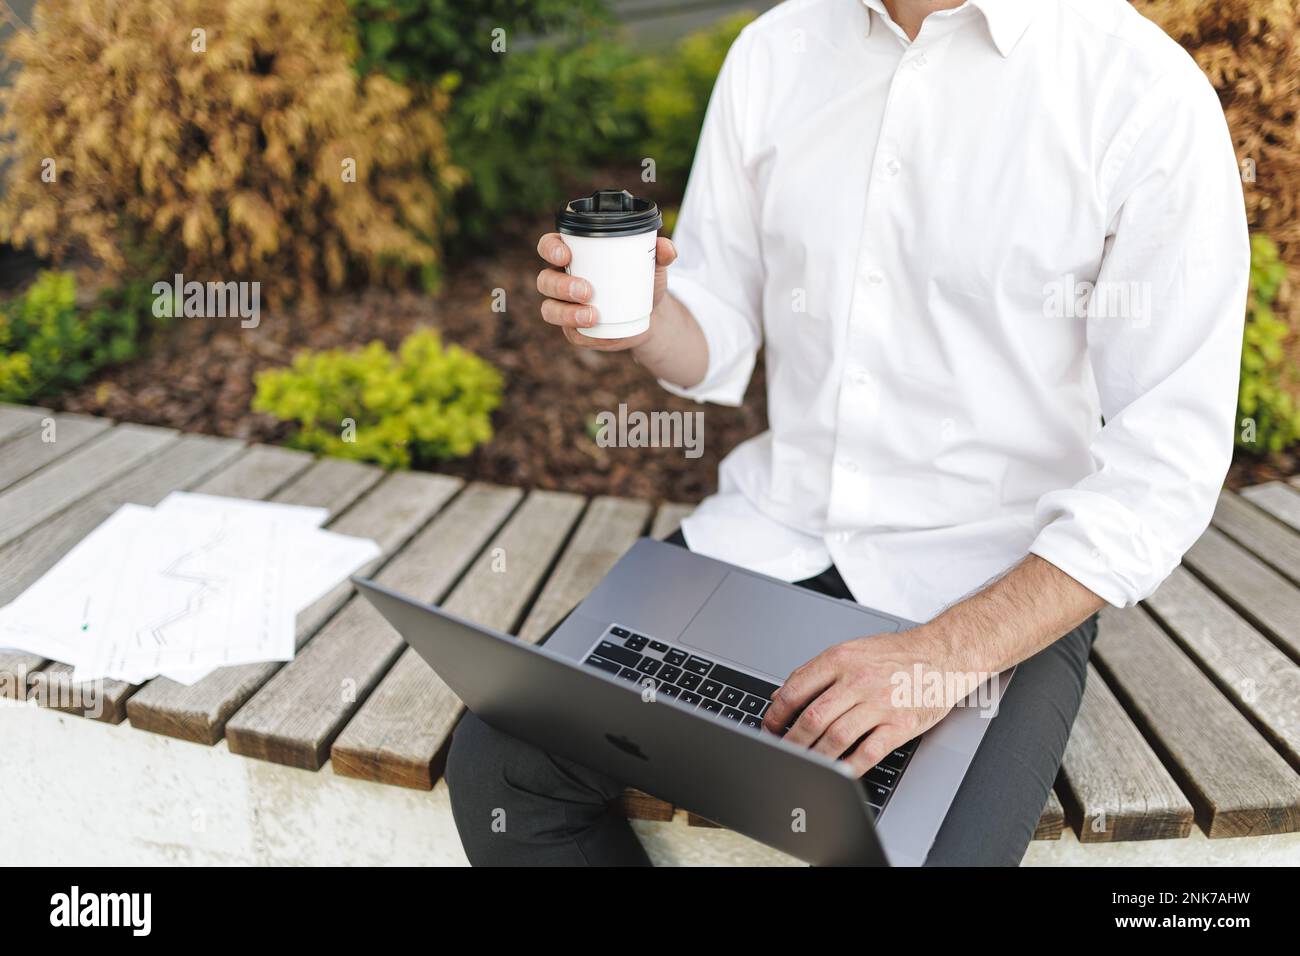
left=353, top=537, right=1010, bottom=866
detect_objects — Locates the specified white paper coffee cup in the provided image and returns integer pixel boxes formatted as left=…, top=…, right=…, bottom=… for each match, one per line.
left=557, top=189, right=663, bottom=339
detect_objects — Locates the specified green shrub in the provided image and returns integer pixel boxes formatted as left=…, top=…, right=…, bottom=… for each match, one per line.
left=634, top=12, right=755, bottom=186
left=447, top=41, right=647, bottom=243
left=0, top=271, right=159, bottom=403
left=252, top=328, right=502, bottom=468
left=347, top=0, right=611, bottom=84
left=1238, top=234, right=1300, bottom=453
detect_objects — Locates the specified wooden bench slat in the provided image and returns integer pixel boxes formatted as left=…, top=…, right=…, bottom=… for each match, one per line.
left=1239, top=480, right=1300, bottom=533
left=1144, top=567, right=1300, bottom=771
left=0, top=434, right=243, bottom=701
left=517, top=496, right=653, bottom=645
left=0, top=423, right=177, bottom=548
left=124, top=466, right=445, bottom=743
left=1058, top=664, right=1194, bottom=842
left=1183, top=527, right=1300, bottom=664
left=330, top=490, right=589, bottom=787
left=1093, top=605, right=1300, bottom=837
left=182, top=443, right=314, bottom=500
left=0, top=413, right=112, bottom=492
left=0, top=403, right=51, bottom=445
left=649, top=501, right=694, bottom=541
left=226, top=483, right=524, bottom=770
left=622, top=789, right=675, bottom=822
left=1211, top=490, right=1300, bottom=586
left=1034, top=790, right=1066, bottom=841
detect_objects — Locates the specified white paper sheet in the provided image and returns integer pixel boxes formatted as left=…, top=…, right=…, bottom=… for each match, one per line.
left=0, top=493, right=380, bottom=686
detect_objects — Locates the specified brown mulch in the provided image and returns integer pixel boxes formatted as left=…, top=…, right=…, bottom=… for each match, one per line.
left=47, top=210, right=768, bottom=504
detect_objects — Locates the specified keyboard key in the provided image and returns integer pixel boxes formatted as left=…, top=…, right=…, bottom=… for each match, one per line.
left=618, top=667, right=640, bottom=682
left=595, top=641, right=641, bottom=668
left=700, top=699, right=723, bottom=715
left=706, top=663, right=780, bottom=700
left=649, top=640, right=669, bottom=653
left=610, top=626, right=630, bottom=639
left=721, top=707, right=744, bottom=722
left=585, top=655, right=622, bottom=675
left=679, top=691, right=702, bottom=706
left=677, top=672, right=702, bottom=691
left=636, top=658, right=661, bottom=676
left=699, top=679, right=723, bottom=699
left=866, top=764, right=900, bottom=788
left=658, top=664, right=682, bottom=684
left=864, top=782, right=890, bottom=805
left=882, top=747, right=913, bottom=770
left=742, top=714, right=762, bottom=729
left=624, top=634, right=648, bottom=652
left=718, top=686, right=744, bottom=707
left=663, top=649, right=688, bottom=667
left=684, top=655, right=714, bottom=676
left=658, top=683, right=681, bottom=699
left=738, top=694, right=767, bottom=715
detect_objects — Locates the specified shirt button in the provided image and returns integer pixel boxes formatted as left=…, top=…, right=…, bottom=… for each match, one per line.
left=841, top=458, right=859, bottom=474
left=853, top=369, right=869, bottom=385
left=912, top=53, right=928, bottom=69
left=867, top=270, right=884, bottom=285
left=884, top=158, right=901, bottom=176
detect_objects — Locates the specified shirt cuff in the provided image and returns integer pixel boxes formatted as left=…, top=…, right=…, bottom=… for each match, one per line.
left=1027, top=491, right=1181, bottom=609
left=658, top=271, right=759, bottom=407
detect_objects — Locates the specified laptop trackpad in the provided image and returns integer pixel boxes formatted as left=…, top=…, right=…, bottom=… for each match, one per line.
left=678, top=572, right=902, bottom=681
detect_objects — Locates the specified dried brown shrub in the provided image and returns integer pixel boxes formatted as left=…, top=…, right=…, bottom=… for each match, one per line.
left=0, top=0, right=461, bottom=303
left=1135, top=0, right=1300, bottom=328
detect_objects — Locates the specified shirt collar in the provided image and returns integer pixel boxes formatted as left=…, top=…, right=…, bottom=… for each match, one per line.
left=859, top=0, right=1034, bottom=57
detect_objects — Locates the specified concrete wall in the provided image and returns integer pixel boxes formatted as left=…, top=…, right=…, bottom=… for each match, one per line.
left=5, top=697, right=1300, bottom=866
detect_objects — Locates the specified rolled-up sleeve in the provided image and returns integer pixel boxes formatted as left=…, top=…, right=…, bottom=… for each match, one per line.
left=658, top=28, right=764, bottom=407
left=1029, top=67, right=1250, bottom=608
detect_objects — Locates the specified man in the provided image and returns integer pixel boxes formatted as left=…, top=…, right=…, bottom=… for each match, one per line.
left=446, top=0, right=1248, bottom=865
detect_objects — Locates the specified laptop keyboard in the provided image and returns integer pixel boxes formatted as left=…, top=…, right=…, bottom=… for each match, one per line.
left=583, top=624, right=921, bottom=815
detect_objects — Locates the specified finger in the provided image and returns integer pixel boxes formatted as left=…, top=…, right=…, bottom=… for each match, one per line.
left=782, top=686, right=855, bottom=748
left=842, top=725, right=912, bottom=779
left=562, top=325, right=648, bottom=351
left=537, top=233, right=572, bottom=267
left=541, top=298, right=597, bottom=329
left=810, top=703, right=884, bottom=761
left=654, top=237, right=677, bottom=268
left=536, top=268, right=592, bottom=303
left=763, top=656, right=838, bottom=734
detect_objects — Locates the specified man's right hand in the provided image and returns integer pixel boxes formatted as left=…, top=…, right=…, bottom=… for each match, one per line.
left=535, top=232, right=677, bottom=352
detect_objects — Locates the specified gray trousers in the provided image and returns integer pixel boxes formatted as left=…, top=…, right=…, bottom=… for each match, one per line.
left=446, top=532, right=1097, bottom=866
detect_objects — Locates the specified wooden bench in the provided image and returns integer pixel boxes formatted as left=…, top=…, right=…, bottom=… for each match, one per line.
left=3, top=402, right=1300, bottom=855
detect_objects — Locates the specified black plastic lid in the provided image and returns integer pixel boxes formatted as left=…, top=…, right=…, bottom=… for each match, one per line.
left=556, top=189, right=662, bottom=238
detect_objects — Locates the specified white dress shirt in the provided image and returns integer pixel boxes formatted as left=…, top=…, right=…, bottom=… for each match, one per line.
left=662, top=0, right=1249, bottom=623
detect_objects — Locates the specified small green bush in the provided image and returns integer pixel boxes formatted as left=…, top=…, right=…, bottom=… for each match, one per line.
left=634, top=12, right=755, bottom=187
left=347, top=0, right=611, bottom=85
left=1238, top=234, right=1300, bottom=453
left=0, top=271, right=159, bottom=403
left=252, top=328, right=502, bottom=468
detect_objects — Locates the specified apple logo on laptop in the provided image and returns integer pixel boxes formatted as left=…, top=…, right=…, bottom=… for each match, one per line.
left=605, top=733, right=648, bottom=760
